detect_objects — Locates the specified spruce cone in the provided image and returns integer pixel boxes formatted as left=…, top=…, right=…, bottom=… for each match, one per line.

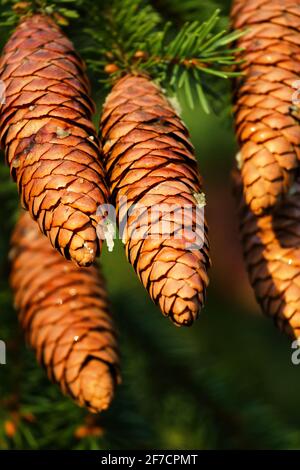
left=231, top=0, right=300, bottom=215
left=234, top=170, right=300, bottom=339
left=0, top=14, right=109, bottom=266
left=100, top=74, right=210, bottom=326
left=10, top=212, right=120, bottom=413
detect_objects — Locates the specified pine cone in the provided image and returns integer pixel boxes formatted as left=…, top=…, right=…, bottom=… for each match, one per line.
left=234, top=170, right=300, bottom=339
left=100, top=74, right=210, bottom=326
left=0, top=14, right=109, bottom=267
left=10, top=212, right=120, bottom=413
left=231, top=0, right=300, bottom=215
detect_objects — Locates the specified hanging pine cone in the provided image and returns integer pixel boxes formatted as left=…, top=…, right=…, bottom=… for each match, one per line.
left=10, top=212, right=120, bottom=413
left=233, top=169, right=300, bottom=339
left=231, top=0, right=300, bottom=215
left=0, top=14, right=109, bottom=267
left=100, top=74, right=210, bottom=326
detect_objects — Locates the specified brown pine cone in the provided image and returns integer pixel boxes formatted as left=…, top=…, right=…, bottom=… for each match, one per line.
left=100, top=74, right=210, bottom=326
left=234, top=169, right=300, bottom=339
left=10, top=212, right=120, bottom=413
left=231, top=0, right=300, bottom=215
left=0, top=14, right=109, bottom=267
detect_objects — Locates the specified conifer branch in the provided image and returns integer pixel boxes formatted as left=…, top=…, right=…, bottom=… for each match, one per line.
left=0, top=0, right=83, bottom=27
left=84, top=0, right=244, bottom=111
left=150, top=0, right=221, bottom=25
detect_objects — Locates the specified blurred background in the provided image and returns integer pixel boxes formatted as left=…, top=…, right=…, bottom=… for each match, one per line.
left=1, top=0, right=300, bottom=451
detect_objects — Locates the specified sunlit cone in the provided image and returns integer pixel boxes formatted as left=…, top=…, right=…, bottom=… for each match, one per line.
left=0, top=14, right=109, bottom=266
left=231, top=0, right=300, bottom=215
left=234, top=169, right=300, bottom=339
left=10, top=212, right=121, bottom=413
left=100, top=74, right=210, bottom=326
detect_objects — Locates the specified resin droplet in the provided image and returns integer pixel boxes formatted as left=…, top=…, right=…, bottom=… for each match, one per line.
left=11, top=156, right=20, bottom=168
left=56, top=127, right=71, bottom=139
left=194, top=192, right=206, bottom=208
left=235, top=152, right=242, bottom=170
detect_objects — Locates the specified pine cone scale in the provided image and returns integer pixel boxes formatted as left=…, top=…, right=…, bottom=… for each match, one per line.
left=231, top=0, right=300, bottom=214
left=10, top=212, right=120, bottom=412
left=234, top=168, right=300, bottom=339
left=100, top=74, right=210, bottom=326
left=0, top=14, right=109, bottom=266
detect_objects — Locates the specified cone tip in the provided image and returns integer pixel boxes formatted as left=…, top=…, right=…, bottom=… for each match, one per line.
left=80, top=360, right=117, bottom=413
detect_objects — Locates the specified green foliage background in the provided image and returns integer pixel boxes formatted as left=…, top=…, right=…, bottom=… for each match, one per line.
left=0, top=0, right=300, bottom=451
